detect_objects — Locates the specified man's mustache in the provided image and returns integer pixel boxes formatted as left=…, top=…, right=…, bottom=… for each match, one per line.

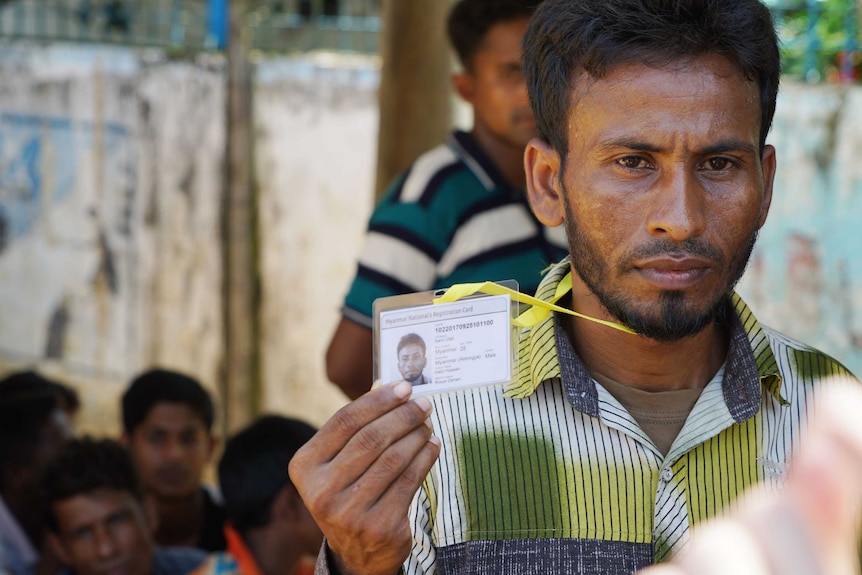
left=620, top=238, right=723, bottom=269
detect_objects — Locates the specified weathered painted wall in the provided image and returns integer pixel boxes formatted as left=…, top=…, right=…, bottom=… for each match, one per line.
left=254, top=54, right=378, bottom=424
left=0, top=44, right=226, bottom=435
left=1, top=44, right=860, bottom=438
left=737, top=81, right=862, bottom=374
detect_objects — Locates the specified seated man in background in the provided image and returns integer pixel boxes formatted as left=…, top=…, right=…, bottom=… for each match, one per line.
left=0, top=376, right=71, bottom=575
left=191, top=415, right=322, bottom=575
left=44, top=437, right=206, bottom=575
left=121, top=369, right=226, bottom=552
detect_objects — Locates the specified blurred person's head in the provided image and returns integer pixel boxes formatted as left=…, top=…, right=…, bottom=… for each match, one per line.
left=44, top=437, right=155, bottom=575
left=219, top=416, right=321, bottom=572
left=448, top=0, right=543, bottom=151
left=0, top=370, right=80, bottom=423
left=0, top=383, right=71, bottom=539
left=121, top=369, right=216, bottom=501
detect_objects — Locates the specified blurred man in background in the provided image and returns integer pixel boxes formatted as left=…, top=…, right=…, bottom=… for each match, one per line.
left=44, top=437, right=205, bottom=575
left=190, top=415, right=321, bottom=575
left=0, top=372, right=72, bottom=575
left=121, top=369, right=225, bottom=552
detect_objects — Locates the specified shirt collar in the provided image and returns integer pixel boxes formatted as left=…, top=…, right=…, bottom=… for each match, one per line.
left=224, top=524, right=264, bottom=575
left=508, top=259, right=786, bottom=419
left=446, top=130, right=512, bottom=192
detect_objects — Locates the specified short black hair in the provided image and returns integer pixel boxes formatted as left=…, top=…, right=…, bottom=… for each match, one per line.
left=121, top=368, right=215, bottom=435
left=218, top=415, right=317, bottom=536
left=447, top=0, right=542, bottom=71
left=43, top=437, right=143, bottom=532
left=0, top=370, right=79, bottom=413
left=523, top=0, right=780, bottom=160
left=397, top=333, right=426, bottom=356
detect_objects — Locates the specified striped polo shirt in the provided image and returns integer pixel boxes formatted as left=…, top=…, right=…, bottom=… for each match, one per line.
left=404, top=259, right=857, bottom=574
left=342, top=130, right=568, bottom=327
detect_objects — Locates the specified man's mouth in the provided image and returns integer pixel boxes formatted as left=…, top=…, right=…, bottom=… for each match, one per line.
left=154, top=467, right=188, bottom=485
left=633, top=256, right=713, bottom=290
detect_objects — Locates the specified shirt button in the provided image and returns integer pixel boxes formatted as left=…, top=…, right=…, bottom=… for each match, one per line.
left=661, top=467, right=673, bottom=482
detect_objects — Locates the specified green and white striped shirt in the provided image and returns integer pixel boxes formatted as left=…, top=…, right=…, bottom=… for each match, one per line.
left=405, top=259, right=857, bottom=574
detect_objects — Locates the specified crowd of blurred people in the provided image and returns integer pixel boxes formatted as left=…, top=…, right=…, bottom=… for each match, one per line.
left=0, top=368, right=322, bottom=575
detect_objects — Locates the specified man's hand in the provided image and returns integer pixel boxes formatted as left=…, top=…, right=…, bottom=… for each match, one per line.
left=288, top=381, right=441, bottom=575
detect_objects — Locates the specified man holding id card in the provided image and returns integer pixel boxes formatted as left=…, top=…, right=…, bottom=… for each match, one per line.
left=290, top=0, right=861, bottom=573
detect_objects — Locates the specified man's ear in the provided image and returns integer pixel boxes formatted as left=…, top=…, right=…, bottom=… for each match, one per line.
left=525, top=138, right=565, bottom=227
left=272, top=484, right=301, bottom=523
left=206, top=434, right=219, bottom=462
left=758, top=144, right=776, bottom=229
left=451, top=72, right=475, bottom=104
left=47, top=532, right=71, bottom=566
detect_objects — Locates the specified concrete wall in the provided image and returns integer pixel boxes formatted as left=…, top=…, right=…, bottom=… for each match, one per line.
left=0, top=44, right=226, bottom=435
left=0, top=43, right=860, bottom=437
left=254, top=54, right=378, bottom=423
left=737, top=80, right=862, bottom=373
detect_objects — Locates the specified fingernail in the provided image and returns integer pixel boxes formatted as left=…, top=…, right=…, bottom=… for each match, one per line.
left=424, top=416, right=434, bottom=430
left=428, top=435, right=441, bottom=447
left=393, top=381, right=412, bottom=399
left=413, top=395, right=432, bottom=413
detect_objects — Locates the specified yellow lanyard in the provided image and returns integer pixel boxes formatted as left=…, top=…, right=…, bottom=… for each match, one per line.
left=433, top=272, right=636, bottom=334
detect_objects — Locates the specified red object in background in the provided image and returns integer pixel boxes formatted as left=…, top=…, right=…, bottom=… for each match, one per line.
left=837, top=50, right=861, bottom=83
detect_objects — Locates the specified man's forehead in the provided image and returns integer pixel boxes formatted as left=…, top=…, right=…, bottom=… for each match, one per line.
left=138, top=402, right=207, bottom=432
left=55, top=489, right=137, bottom=530
left=565, top=56, right=761, bottom=133
left=569, top=55, right=754, bottom=102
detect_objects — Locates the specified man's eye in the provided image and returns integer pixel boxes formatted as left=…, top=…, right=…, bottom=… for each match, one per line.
left=180, top=433, right=200, bottom=447
left=147, top=433, right=167, bottom=445
left=501, top=64, right=524, bottom=81
left=706, top=157, right=731, bottom=170
left=72, top=528, right=93, bottom=541
left=107, top=511, right=133, bottom=528
left=617, top=156, right=648, bottom=169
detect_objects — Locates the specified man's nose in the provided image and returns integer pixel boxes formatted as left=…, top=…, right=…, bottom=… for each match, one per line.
left=646, top=165, right=706, bottom=242
left=163, top=437, right=185, bottom=459
left=94, top=525, right=118, bottom=559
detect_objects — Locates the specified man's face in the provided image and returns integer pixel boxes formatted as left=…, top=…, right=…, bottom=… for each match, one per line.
left=455, top=17, right=536, bottom=150
left=50, top=489, right=154, bottom=575
left=528, top=55, right=775, bottom=341
left=398, top=343, right=427, bottom=383
left=126, top=403, right=214, bottom=500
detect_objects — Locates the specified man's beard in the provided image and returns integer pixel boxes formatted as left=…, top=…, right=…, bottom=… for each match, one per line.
left=562, top=192, right=757, bottom=342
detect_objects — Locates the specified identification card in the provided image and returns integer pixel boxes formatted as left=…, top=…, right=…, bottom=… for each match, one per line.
left=373, top=283, right=518, bottom=395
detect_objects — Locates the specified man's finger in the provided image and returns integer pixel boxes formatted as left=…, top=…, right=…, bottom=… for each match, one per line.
left=333, top=395, right=433, bottom=478
left=371, top=433, right=441, bottom=511
left=339, top=413, right=438, bottom=506
left=296, top=382, right=414, bottom=465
